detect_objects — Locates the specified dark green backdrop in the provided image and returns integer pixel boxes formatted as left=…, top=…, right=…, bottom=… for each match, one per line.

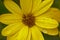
left=0, top=0, right=60, bottom=40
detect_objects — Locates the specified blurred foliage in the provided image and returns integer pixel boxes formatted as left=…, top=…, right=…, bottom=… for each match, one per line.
left=52, top=0, right=60, bottom=9
left=0, top=0, right=60, bottom=40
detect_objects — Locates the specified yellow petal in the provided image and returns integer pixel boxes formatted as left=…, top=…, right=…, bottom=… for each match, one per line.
left=0, top=14, right=21, bottom=24
left=41, top=8, right=60, bottom=23
left=1, top=22, right=25, bottom=36
left=33, top=0, right=54, bottom=16
left=30, top=26, right=44, bottom=40
left=27, top=30, right=31, bottom=40
left=20, top=0, right=32, bottom=14
left=35, top=16, right=58, bottom=29
left=7, top=26, right=28, bottom=40
left=32, top=0, right=41, bottom=12
left=4, top=0, right=22, bottom=14
left=40, top=28, right=58, bottom=35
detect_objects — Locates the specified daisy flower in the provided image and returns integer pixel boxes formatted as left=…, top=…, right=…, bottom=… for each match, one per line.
left=0, top=0, right=59, bottom=40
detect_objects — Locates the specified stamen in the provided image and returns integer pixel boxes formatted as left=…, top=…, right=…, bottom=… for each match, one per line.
left=22, top=14, right=35, bottom=27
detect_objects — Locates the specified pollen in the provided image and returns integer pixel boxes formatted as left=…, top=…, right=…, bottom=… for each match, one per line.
left=22, top=13, right=35, bottom=27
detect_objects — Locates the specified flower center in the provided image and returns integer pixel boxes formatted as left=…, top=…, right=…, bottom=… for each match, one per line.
left=22, top=14, right=35, bottom=27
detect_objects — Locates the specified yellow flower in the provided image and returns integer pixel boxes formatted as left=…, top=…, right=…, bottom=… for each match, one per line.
left=0, top=0, right=59, bottom=40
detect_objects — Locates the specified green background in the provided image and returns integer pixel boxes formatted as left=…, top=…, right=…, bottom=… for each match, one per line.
left=0, top=0, right=60, bottom=40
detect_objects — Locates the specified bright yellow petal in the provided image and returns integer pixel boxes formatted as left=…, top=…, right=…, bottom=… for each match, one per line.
left=0, top=14, right=21, bottom=24
left=41, top=8, right=60, bottom=23
left=32, top=0, right=41, bottom=12
left=40, top=28, right=58, bottom=35
left=4, top=0, right=22, bottom=14
left=33, top=0, right=54, bottom=16
left=20, top=0, right=32, bottom=14
left=27, top=30, right=31, bottom=40
left=30, top=26, right=44, bottom=40
left=1, top=22, right=25, bottom=36
left=35, top=16, right=58, bottom=29
left=7, top=26, right=28, bottom=40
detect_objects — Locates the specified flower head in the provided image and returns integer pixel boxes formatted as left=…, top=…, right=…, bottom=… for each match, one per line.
left=0, top=0, right=59, bottom=40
